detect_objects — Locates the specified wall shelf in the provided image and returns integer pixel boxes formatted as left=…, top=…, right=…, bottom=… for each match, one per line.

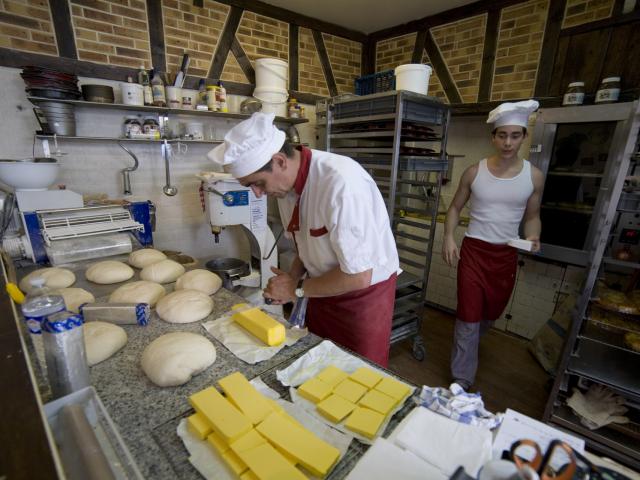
left=35, top=135, right=222, bottom=145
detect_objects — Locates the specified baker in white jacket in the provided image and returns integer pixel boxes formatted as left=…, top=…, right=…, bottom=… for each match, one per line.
left=208, top=113, right=399, bottom=366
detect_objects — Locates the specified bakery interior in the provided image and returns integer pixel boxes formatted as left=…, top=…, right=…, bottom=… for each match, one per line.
left=1, top=0, right=640, bottom=478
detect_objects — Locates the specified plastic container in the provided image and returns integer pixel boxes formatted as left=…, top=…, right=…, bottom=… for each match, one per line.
left=0, top=158, right=60, bottom=191
left=260, top=100, right=287, bottom=117
left=165, top=86, right=181, bottom=109
left=354, top=70, right=396, bottom=95
left=20, top=277, right=66, bottom=334
left=563, top=81, right=585, bottom=106
left=121, top=82, right=144, bottom=106
left=255, top=57, right=288, bottom=91
left=394, top=64, right=432, bottom=95
left=207, top=85, right=219, bottom=111
left=595, top=76, right=621, bottom=104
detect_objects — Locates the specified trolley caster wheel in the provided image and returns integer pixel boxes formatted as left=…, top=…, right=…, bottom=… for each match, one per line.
left=412, top=337, right=426, bottom=362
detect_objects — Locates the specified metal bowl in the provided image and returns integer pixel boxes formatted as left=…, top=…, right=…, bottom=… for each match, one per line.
left=240, top=97, right=262, bottom=114
left=205, top=257, right=250, bottom=290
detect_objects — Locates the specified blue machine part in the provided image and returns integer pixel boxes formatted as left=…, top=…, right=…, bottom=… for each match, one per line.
left=127, top=201, right=154, bottom=247
left=222, top=191, right=249, bottom=207
left=23, top=211, right=48, bottom=264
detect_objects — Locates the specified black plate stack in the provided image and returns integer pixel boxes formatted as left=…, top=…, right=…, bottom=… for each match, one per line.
left=21, top=66, right=81, bottom=99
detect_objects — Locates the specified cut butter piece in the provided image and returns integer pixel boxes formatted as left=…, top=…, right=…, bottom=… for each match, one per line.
left=236, top=442, right=307, bottom=480
left=333, top=378, right=368, bottom=403
left=231, top=303, right=286, bottom=346
left=358, top=389, right=396, bottom=416
left=316, top=365, right=348, bottom=388
left=374, top=377, right=412, bottom=403
left=240, top=471, right=260, bottom=480
left=187, top=412, right=212, bottom=440
left=189, top=386, right=252, bottom=443
left=349, top=367, right=383, bottom=389
left=316, top=394, right=357, bottom=423
left=297, top=377, right=332, bottom=403
left=219, top=372, right=274, bottom=425
left=344, top=407, right=385, bottom=439
left=221, top=449, right=248, bottom=475
left=230, top=429, right=267, bottom=455
left=207, top=431, right=229, bottom=455
left=256, top=412, right=340, bottom=477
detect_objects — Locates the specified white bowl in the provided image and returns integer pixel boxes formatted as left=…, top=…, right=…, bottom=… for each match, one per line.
left=0, top=159, right=60, bottom=191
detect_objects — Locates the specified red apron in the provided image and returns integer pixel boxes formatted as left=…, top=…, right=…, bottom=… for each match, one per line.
left=456, top=236, right=517, bottom=323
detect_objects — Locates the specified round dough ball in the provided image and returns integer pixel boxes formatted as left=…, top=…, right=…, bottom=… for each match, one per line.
left=83, top=321, right=127, bottom=366
left=128, top=248, right=167, bottom=269
left=140, top=259, right=185, bottom=284
left=20, top=268, right=76, bottom=293
left=156, top=289, right=214, bottom=323
left=175, top=269, right=222, bottom=296
left=55, top=288, right=95, bottom=313
left=108, top=280, right=166, bottom=307
left=141, top=332, right=216, bottom=387
left=86, top=260, right=134, bottom=285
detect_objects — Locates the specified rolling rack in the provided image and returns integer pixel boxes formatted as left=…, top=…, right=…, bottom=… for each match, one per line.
left=321, top=91, right=451, bottom=361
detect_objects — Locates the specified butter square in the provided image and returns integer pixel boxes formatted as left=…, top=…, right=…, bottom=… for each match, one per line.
left=240, top=471, right=259, bottom=480
left=316, top=365, right=348, bottom=388
left=345, top=407, right=385, bottom=439
left=358, top=389, right=396, bottom=416
left=333, top=378, right=368, bottom=403
left=207, top=430, right=229, bottom=455
left=187, top=412, right=212, bottom=440
left=236, top=442, right=307, bottom=480
left=297, top=377, right=332, bottom=403
left=349, top=367, right=383, bottom=389
left=221, top=449, right=248, bottom=475
left=316, top=394, right=357, bottom=423
left=374, top=377, right=412, bottom=403
left=230, top=429, right=267, bottom=456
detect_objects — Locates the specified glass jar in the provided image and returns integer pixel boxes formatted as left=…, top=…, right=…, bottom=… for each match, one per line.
left=207, top=86, right=219, bottom=111
left=142, top=117, right=159, bottom=137
left=595, top=76, right=621, bottom=104
left=288, top=98, right=299, bottom=118
left=562, top=81, right=585, bottom=106
left=124, top=116, right=142, bottom=138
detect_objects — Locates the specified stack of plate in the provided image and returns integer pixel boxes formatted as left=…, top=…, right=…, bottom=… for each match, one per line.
left=37, top=101, right=76, bottom=135
left=21, top=66, right=81, bottom=100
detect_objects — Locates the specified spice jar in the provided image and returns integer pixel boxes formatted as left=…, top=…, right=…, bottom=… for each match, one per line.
left=142, top=116, right=159, bottom=137
left=595, top=76, right=621, bottom=104
left=207, top=85, right=219, bottom=111
left=288, top=98, right=299, bottom=118
left=562, top=81, right=585, bottom=106
left=124, top=116, right=142, bottom=137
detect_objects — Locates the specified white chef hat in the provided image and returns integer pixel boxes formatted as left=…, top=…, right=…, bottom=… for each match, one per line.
left=207, top=112, right=286, bottom=178
left=487, top=99, right=539, bottom=128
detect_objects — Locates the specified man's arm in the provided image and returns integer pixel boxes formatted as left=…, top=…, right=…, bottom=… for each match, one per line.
left=442, top=165, right=476, bottom=266
left=522, top=166, right=544, bottom=252
left=288, top=255, right=306, bottom=282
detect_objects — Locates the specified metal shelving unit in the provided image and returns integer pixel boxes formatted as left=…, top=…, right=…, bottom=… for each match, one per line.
left=321, top=91, right=451, bottom=361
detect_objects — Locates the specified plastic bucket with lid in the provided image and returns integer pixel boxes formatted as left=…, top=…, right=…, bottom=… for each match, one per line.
left=253, top=86, right=288, bottom=104
left=394, top=64, right=432, bottom=95
left=255, top=58, right=288, bottom=91
left=259, top=99, right=287, bottom=118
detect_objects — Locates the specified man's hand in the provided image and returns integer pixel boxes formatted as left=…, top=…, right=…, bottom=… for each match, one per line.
left=442, top=235, right=460, bottom=267
left=264, top=266, right=297, bottom=304
left=526, top=235, right=541, bottom=253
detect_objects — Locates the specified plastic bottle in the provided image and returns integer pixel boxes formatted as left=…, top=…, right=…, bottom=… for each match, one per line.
left=20, top=277, right=66, bottom=334
left=151, top=69, right=166, bottom=107
left=138, top=65, right=153, bottom=106
left=197, top=78, right=208, bottom=108
left=217, top=81, right=228, bottom=112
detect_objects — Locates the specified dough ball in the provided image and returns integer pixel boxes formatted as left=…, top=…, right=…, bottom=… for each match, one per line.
left=85, top=260, right=134, bottom=285
left=20, top=268, right=76, bottom=293
left=83, top=321, right=127, bottom=366
left=108, top=281, right=166, bottom=307
left=175, top=269, right=222, bottom=296
left=128, top=248, right=167, bottom=269
left=55, top=288, right=95, bottom=313
left=141, top=332, right=216, bottom=387
left=156, top=289, right=214, bottom=323
left=140, top=259, right=185, bottom=284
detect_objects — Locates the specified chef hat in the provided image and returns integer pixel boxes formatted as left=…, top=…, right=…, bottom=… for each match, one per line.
left=487, top=99, right=539, bottom=128
left=207, top=112, right=286, bottom=178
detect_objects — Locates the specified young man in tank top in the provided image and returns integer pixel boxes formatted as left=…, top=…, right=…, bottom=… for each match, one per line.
left=442, top=100, right=544, bottom=390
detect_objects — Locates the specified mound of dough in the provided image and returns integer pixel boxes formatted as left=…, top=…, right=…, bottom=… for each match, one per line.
left=128, top=248, right=167, bottom=269
left=156, top=289, right=214, bottom=323
left=86, top=260, right=134, bottom=285
left=140, top=259, right=185, bottom=284
left=55, top=288, right=95, bottom=313
left=20, top=268, right=76, bottom=293
left=141, top=332, right=216, bottom=387
left=83, top=321, right=127, bottom=366
left=109, top=281, right=166, bottom=307
left=175, top=269, right=222, bottom=296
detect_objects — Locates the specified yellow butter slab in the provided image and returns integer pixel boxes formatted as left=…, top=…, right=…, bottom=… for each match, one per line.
left=316, top=365, right=348, bottom=388
left=374, top=376, right=412, bottom=403
left=267, top=399, right=285, bottom=414
left=207, top=431, right=229, bottom=455
left=358, top=389, right=396, bottom=416
left=256, top=412, right=340, bottom=477
left=297, top=377, right=332, bottom=403
left=219, top=372, right=274, bottom=425
left=231, top=303, right=286, bottom=346
left=240, top=471, right=260, bottom=480
left=189, top=387, right=252, bottom=443
left=316, top=393, right=357, bottom=423
left=345, top=407, right=385, bottom=439
left=230, top=429, right=267, bottom=456
left=349, top=367, right=383, bottom=389
left=275, top=444, right=298, bottom=465
left=187, top=412, right=212, bottom=440
left=333, top=378, right=368, bottom=403
left=221, top=449, right=249, bottom=475
left=236, top=442, right=307, bottom=480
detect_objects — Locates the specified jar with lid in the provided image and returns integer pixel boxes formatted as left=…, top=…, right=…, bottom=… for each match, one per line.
left=288, top=98, right=299, bottom=118
left=207, top=85, right=219, bottom=111
left=142, top=116, right=160, bottom=138
left=595, top=76, right=621, bottom=104
left=562, top=81, right=585, bottom=106
left=124, top=116, right=142, bottom=138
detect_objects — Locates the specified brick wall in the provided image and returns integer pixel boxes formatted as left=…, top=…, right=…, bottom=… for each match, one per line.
left=422, top=50, right=448, bottom=102
left=70, top=0, right=151, bottom=68
left=162, top=0, right=228, bottom=78
left=563, top=0, right=614, bottom=28
left=299, top=27, right=328, bottom=96
left=375, top=32, right=415, bottom=72
left=236, top=11, right=288, bottom=64
left=0, top=0, right=57, bottom=55
left=323, top=32, right=361, bottom=95
left=221, top=51, right=246, bottom=83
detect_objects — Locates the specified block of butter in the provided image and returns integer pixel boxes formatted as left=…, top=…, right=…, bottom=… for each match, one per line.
left=297, top=377, right=332, bottom=403
left=189, top=387, right=252, bottom=443
left=231, top=303, right=286, bottom=346
left=507, top=238, right=533, bottom=251
left=187, top=412, right=212, bottom=440
left=317, top=394, right=357, bottom=423
left=219, top=372, right=274, bottom=425
left=344, top=406, right=385, bottom=440
left=236, top=442, right=307, bottom=480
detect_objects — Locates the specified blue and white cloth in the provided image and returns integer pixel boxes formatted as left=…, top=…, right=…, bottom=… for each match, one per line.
left=417, top=383, right=503, bottom=430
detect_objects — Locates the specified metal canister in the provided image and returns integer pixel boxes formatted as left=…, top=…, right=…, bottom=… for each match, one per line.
left=42, top=311, right=90, bottom=399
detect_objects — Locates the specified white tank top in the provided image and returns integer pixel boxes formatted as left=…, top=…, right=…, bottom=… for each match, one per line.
left=466, top=159, right=534, bottom=244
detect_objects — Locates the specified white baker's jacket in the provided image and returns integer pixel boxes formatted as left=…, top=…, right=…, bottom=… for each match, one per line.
left=277, top=149, right=399, bottom=286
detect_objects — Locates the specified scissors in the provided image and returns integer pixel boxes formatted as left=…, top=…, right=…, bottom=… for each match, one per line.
left=509, top=439, right=577, bottom=480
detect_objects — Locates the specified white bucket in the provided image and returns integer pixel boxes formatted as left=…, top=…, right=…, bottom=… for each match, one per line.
left=255, top=58, right=288, bottom=91
left=260, top=100, right=287, bottom=118
left=253, top=86, right=288, bottom=104
left=394, top=64, right=432, bottom=95
left=121, top=82, right=144, bottom=105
